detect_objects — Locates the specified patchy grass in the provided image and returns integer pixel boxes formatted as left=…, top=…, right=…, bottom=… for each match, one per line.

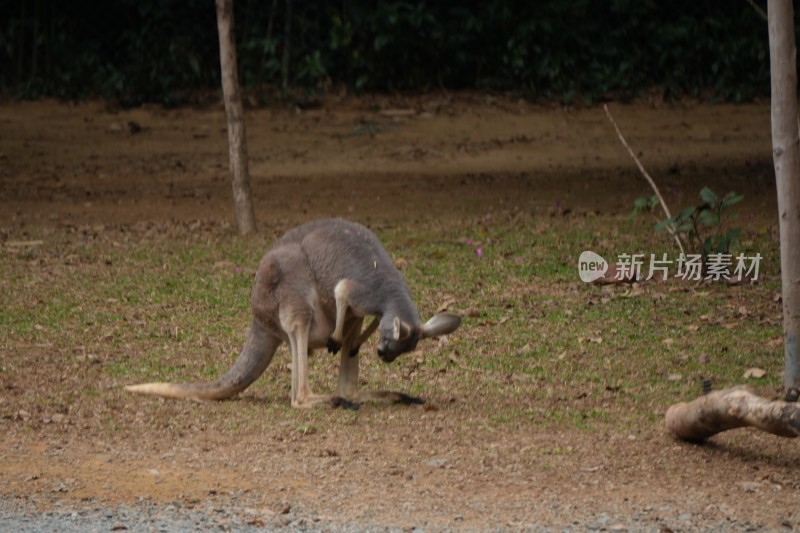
left=379, top=214, right=783, bottom=428
left=0, top=213, right=783, bottom=438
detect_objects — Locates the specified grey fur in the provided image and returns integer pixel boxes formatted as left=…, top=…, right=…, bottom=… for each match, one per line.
left=125, top=218, right=461, bottom=408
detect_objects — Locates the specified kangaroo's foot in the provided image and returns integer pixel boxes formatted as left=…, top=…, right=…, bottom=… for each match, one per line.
left=326, top=337, right=342, bottom=354
left=291, top=391, right=361, bottom=410
left=292, top=392, right=340, bottom=409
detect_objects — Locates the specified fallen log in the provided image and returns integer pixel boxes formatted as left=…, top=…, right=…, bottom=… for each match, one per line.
left=665, top=386, right=800, bottom=441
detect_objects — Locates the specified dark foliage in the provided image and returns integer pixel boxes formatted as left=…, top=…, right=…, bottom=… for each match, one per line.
left=0, top=0, right=788, bottom=104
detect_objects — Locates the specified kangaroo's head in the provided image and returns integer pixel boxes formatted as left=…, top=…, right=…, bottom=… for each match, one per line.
left=376, top=313, right=461, bottom=363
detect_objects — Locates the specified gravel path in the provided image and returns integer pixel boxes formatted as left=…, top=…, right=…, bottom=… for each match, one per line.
left=0, top=496, right=769, bottom=532
left=0, top=497, right=336, bottom=533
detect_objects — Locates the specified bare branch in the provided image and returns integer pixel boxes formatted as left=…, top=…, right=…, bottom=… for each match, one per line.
left=603, top=104, right=686, bottom=255
left=666, top=386, right=800, bottom=441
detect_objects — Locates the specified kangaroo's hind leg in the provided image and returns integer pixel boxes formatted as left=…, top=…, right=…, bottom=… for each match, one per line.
left=285, top=314, right=359, bottom=410
left=284, top=317, right=342, bottom=408
left=349, top=316, right=379, bottom=357
left=337, top=317, right=365, bottom=401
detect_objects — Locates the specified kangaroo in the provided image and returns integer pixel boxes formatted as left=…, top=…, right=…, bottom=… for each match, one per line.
left=125, top=218, right=461, bottom=409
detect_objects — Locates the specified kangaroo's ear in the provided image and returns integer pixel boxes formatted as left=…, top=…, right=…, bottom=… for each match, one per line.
left=392, top=316, right=414, bottom=341
left=419, top=313, right=461, bottom=339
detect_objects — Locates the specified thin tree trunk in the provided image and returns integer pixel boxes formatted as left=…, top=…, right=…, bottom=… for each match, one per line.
left=768, top=0, right=800, bottom=398
left=216, top=0, right=257, bottom=235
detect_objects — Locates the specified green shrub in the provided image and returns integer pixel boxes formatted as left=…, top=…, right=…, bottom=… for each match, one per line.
left=0, top=0, right=783, bottom=104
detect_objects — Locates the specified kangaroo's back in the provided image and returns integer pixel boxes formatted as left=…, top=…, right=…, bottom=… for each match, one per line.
left=277, top=219, right=411, bottom=305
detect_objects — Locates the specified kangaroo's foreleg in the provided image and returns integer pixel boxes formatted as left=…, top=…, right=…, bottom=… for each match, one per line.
left=327, top=279, right=369, bottom=354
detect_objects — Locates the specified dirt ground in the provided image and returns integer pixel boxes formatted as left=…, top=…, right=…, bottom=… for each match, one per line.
left=1, top=94, right=798, bottom=531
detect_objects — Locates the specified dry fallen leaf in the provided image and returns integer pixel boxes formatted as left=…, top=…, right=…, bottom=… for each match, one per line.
left=744, top=368, right=767, bottom=379
left=767, top=337, right=783, bottom=348
left=437, top=296, right=457, bottom=313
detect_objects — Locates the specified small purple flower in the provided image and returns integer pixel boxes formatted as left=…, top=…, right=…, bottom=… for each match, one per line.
left=465, top=238, right=483, bottom=257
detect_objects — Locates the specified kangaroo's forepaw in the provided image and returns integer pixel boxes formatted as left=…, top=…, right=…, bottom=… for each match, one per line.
left=330, top=396, right=360, bottom=410
left=348, top=345, right=361, bottom=358
left=395, top=393, right=425, bottom=405
left=327, top=337, right=341, bottom=354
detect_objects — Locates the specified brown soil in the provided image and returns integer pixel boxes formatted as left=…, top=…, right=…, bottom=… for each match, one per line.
left=1, top=95, right=796, bottom=531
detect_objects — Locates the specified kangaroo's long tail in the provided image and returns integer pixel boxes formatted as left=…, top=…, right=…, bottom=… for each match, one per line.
left=125, top=321, right=279, bottom=400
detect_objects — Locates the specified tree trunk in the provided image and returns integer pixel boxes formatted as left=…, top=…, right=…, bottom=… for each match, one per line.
left=665, top=386, right=800, bottom=441
left=216, top=0, right=257, bottom=235
left=768, top=0, right=800, bottom=398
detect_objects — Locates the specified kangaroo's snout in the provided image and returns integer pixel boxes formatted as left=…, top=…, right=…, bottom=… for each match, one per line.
left=377, top=340, right=401, bottom=363
left=377, top=332, right=419, bottom=363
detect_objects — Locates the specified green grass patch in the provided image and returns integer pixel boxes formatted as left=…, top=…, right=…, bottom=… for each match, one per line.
left=0, top=214, right=784, bottom=434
